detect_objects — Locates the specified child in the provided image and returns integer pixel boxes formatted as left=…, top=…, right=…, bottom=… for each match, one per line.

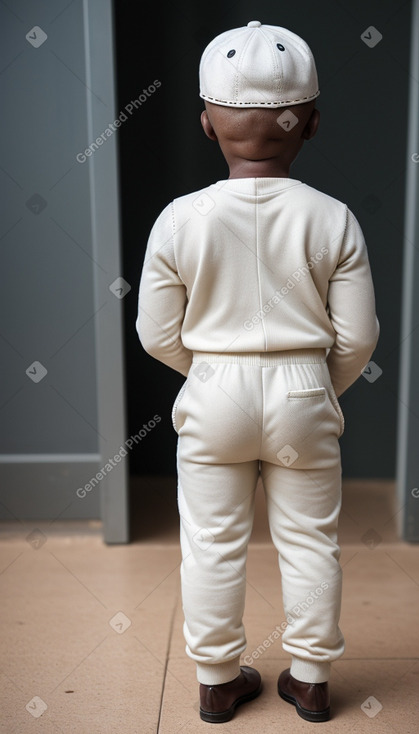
left=137, top=20, right=379, bottom=723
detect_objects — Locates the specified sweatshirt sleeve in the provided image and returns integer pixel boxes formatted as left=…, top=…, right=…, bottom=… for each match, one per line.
left=326, top=208, right=380, bottom=397
left=136, top=202, right=193, bottom=376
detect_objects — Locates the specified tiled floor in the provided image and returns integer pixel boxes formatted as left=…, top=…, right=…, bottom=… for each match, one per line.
left=1, top=477, right=418, bottom=733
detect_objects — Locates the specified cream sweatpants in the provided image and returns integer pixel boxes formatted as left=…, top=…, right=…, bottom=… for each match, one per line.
left=172, top=348, right=346, bottom=686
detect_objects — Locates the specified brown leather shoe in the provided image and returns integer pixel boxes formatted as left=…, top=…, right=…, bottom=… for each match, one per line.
left=277, top=668, right=330, bottom=722
left=199, top=666, right=262, bottom=723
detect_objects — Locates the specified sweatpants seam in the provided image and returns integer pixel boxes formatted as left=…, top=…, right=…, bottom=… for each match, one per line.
left=259, top=367, right=265, bottom=458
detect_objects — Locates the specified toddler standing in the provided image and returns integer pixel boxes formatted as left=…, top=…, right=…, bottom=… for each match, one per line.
left=137, top=20, right=379, bottom=723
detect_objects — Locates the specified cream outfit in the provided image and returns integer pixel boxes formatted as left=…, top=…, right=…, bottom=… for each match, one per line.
left=137, top=177, right=379, bottom=685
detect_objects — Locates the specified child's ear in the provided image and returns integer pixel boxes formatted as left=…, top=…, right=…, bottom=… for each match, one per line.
left=303, top=108, right=320, bottom=140
left=201, top=110, right=218, bottom=141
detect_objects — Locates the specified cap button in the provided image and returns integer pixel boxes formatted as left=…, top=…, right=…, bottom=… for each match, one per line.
left=247, top=20, right=262, bottom=27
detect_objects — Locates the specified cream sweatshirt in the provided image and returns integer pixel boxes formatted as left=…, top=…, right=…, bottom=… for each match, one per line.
left=137, top=177, right=379, bottom=397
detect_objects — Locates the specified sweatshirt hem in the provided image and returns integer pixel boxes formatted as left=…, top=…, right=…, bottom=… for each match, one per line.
left=192, top=348, right=327, bottom=366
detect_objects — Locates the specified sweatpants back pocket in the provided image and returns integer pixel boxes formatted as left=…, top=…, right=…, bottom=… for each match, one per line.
left=287, top=387, right=326, bottom=399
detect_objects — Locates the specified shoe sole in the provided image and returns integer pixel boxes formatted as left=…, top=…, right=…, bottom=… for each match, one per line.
left=278, top=685, right=330, bottom=722
left=200, top=682, right=262, bottom=723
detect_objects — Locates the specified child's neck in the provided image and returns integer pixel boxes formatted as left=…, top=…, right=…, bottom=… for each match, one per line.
left=228, top=159, right=292, bottom=179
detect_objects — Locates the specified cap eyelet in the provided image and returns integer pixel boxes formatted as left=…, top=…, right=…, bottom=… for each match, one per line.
left=277, top=43, right=285, bottom=51
left=227, top=49, right=236, bottom=58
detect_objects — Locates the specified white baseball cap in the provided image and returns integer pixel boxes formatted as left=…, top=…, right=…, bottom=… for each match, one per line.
left=199, top=20, right=320, bottom=108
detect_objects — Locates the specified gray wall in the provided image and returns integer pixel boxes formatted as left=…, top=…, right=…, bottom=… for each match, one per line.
left=0, top=0, right=127, bottom=534
left=0, top=1, right=97, bottom=455
left=396, top=0, right=419, bottom=542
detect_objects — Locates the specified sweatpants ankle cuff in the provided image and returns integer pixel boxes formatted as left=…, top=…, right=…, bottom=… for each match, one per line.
left=196, top=656, right=242, bottom=685
left=290, top=657, right=330, bottom=683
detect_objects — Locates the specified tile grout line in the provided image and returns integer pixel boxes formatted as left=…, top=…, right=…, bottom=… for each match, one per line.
left=156, top=590, right=180, bottom=733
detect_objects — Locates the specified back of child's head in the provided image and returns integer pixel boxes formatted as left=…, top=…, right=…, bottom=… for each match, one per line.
left=198, top=21, right=320, bottom=178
